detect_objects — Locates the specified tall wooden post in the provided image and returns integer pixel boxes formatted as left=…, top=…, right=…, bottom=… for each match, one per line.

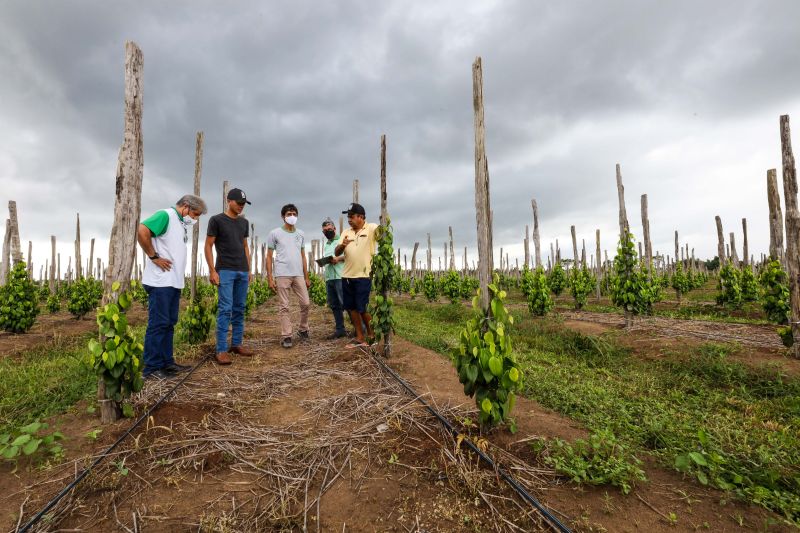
left=100, top=41, right=144, bottom=424
left=767, top=168, right=785, bottom=263
left=674, top=231, right=680, bottom=270
left=222, top=180, right=230, bottom=212
left=379, top=135, right=391, bottom=356
left=616, top=164, right=629, bottom=238
left=741, top=218, right=749, bottom=268
left=595, top=229, right=601, bottom=300
left=780, top=115, right=800, bottom=358
left=0, top=220, right=9, bottom=286
left=641, top=194, right=652, bottom=269
left=426, top=233, right=432, bottom=272
left=49, top=236, right=56, bottom=293
left=27, top=241, right=32, bottom=278
left=448, top=226, right=456, bottom=271
left=473, top=57, right=493, bottom=312
left=87, top=238, right=95, bottom=279
left=353, top=179, right=359, bottom=203
left=190, top=131, right=203, bottom=301
left=570, top=225, right=579, bottom=270
left=729, top=232, right=739, bottom=267
left=532, top=199, right=541, bottom=268
left=715, top=216, right=726, bottom=267
left=411, top=242, right=419, bottom=280
left=74, top=214, right=82, bottom=280
left=523, top=225, right=530, bottom=268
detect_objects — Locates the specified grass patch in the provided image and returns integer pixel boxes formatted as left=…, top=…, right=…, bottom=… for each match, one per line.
left=395, top=301, right=800, bottom=525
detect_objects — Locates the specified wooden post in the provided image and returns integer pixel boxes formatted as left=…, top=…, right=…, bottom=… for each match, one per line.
left=0, top=220, right=9, bottom=286
left=57, top=253, right=61, bottom=285
left=571, top=225, right=579, bottom=269
left=532, top=199, right=542, bottom=268
left=353, top=179, right=359, bottom=203
left=448, top=226, right=456, bottom=271
left=674, top=231, right=679, bottom=271
left=742, top=218, right=749, bottom=268
left=339, top=215, right=344, bottom=235
left=473, top=57, right=493, bottom=312
left=97, top=258, right=102, bottom=281
left=550, top=242, right=555, bottom=272
left=641, top=194, right=652, bottom=269
left=581, top=239, right=586, bottom=267
left=8, top=202, right=22, bottom=266
left=222, top=180, right=230, bottom=212
left=780, top=115, right=800, bottom=358
left=426, top=233, right=432, bottom=272
left=767, top=168, right=785, bottom=263
left=523, top=225, right=530, bottom=268
left=48, top=236, right=56, bottom=293
left=463, top=246, right=468, bottom=274
left=379, top=134, right=391, bottom=356
left=715, top=216, right=725, bottom=266
left=638, top=242, right=643, bottom=263
left=595, top=229, right=601, bottom=300
left=411, top=242, right=419, bottom=280
left=729, top=232, right=739, bottom=268
left=27, top=241, right=32, bottom=278
left=190, top=131, right=203, bottom=302
left=100, top=41, right=144, bottom=424
left=74, top=214, right=82, bottom=280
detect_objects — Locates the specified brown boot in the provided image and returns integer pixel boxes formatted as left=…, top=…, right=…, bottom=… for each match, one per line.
left=215, top=352, right=233, bottom=365
left=229, top=345, right=254, bottom=357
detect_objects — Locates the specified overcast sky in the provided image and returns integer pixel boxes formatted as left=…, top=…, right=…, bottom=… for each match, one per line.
left=1, top=0, right=799, bottom=276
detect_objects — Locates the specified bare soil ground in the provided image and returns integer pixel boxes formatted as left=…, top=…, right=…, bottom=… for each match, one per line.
left=0, top=301, right=791, bottom=532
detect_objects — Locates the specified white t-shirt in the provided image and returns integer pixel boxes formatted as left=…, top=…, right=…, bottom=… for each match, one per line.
left=142, top=208, right=189, bottom=289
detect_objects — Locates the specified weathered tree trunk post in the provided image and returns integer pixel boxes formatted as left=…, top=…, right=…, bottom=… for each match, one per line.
left=595, top=229, right=602, bottom=300
left=100, top=41, right=144, bottom=424
left=87, top=238, right=95, bottom=279
left=97, top=258, right=102, bottom=281
left=7, top=202, right=23, bottom=269
left=353, top=179, right=359, bottom=203
left=641, top=194, right=653, bottom=270
left=473, top=57, right=493, bottom=312
left=338, top=215, right=344, bottom=235
left=222, top=180, right=230, bottom=212
left=616, top=164, right=633, bottom=327
left=27, top=241, right=32, bottom=278
left=715, top=216, right=726, bottom=267
left=742, top=218, right=749, bottom=268
left=426, top=233, right=432, bottom=272
left=74, top=214, right=82, bottom=280
left=729, top=232, right=739, bottom=268
left=638, top=242, right=643, bottom=264
left=780, top=115, right=800, bottom=358
left=550, top=242, right=555, bottom=272
left=379, top=134, right=391, bottom=356
left=0, top=221, right=10, bottom=286
left=674, top=230, right=682, bottom=303
left=190, top=131, right=203, bottom=302
left=532, top=199, right=542, bottom=268
left=448, top=226, right=456, bottom=271
left=49, top=236, right=56, bottom=293
left=411, top=242, right=419, bottom=280
left=767, top=168, right=785, bottom=263
left=581, top=239, right=586, bottom=267
left=570, top=225, right=579, bottom=270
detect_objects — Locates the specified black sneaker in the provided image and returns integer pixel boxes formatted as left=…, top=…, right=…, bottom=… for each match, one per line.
left=298, top=330, right=310, bottom=341
left=145, top=369, right=175, bottom=380
left=164, top=362, right=191, bottom=373
left=326, top=331, right=347, bottom=340
left=282, top=337, right=293, bottom=349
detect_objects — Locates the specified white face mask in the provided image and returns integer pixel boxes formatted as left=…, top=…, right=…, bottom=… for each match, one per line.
left=285, top=215, right=298, bottom=226
left=182, top=216, right=198, bottom=226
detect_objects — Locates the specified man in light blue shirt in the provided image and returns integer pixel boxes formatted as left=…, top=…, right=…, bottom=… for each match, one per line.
left=321, top=218, right=347, bottom=339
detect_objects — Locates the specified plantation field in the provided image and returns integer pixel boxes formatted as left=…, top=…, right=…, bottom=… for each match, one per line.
left=1, top=289, right=798, bottom=531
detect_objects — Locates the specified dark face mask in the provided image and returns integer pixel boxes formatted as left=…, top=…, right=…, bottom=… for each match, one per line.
left=323, top=229, right=336, bottom=240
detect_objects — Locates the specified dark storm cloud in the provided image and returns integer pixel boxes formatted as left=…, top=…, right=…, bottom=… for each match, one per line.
left=1, top=0, right=799, bottom=273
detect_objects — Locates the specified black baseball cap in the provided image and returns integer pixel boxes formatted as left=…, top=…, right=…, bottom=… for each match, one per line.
left=342, top=202, right=365, bottom=216
left=227, top=188, right=251, bottom=205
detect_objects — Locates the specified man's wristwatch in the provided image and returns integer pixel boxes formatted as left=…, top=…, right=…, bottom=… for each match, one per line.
left=149, top=253, right=160, bottom=261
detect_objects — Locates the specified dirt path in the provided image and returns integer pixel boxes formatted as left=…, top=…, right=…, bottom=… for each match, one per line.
left=1, top=301, right=790, bottom=532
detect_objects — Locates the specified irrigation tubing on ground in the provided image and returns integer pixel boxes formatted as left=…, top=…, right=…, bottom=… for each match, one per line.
left=366, top=348, right=573, bottom=533
left=18, top=355, right=210, bottom=533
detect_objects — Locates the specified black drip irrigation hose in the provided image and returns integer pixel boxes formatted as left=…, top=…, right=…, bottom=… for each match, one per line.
left=18, top=354, right=210, bottom=533
left=367, top=348, right=573, bottom=533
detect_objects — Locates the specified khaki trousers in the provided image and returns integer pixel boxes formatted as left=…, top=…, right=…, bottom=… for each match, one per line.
left=276, top=276, right=310, bottom=338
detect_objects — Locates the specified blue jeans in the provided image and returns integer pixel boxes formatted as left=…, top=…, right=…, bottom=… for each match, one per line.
left=143, top=285, right=181, bottom=376
left=326, top=279, right=346, bottom=335
left=216, top=270, right=249, bottom=352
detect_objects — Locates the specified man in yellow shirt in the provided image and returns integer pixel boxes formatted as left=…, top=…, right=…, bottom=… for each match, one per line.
left=335, top=203, right=377, bottom=348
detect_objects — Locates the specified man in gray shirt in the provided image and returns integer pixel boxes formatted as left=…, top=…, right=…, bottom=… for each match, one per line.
left=267, top=203, right=310, bottom=348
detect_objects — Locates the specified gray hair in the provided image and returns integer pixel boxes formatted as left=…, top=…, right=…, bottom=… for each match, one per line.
left=321, top=217, right=336, bottom=228
left=177, top=194, right=208, bottom=214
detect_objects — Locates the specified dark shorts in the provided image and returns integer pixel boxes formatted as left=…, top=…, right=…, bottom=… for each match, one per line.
left=342, top=278, right=371, bottom=313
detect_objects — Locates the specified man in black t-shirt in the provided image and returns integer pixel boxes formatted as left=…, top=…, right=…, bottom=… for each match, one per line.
left=204, top=188, right=255, bottom=365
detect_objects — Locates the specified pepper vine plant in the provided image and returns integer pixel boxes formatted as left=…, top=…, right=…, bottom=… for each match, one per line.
left=88, top=281, right=144, bottom=417
left=451, top=274, right=523, bottom=431
left=0, top=261, right=40, bottom=333
left=369, top=219, right=395, bottom=349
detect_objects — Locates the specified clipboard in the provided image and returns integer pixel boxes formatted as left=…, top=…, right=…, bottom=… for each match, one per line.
left=315, top=255, right=334, bottom=267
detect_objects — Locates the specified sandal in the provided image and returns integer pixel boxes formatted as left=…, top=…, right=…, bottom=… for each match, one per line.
left=345, top=340, right=368, bottom=349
